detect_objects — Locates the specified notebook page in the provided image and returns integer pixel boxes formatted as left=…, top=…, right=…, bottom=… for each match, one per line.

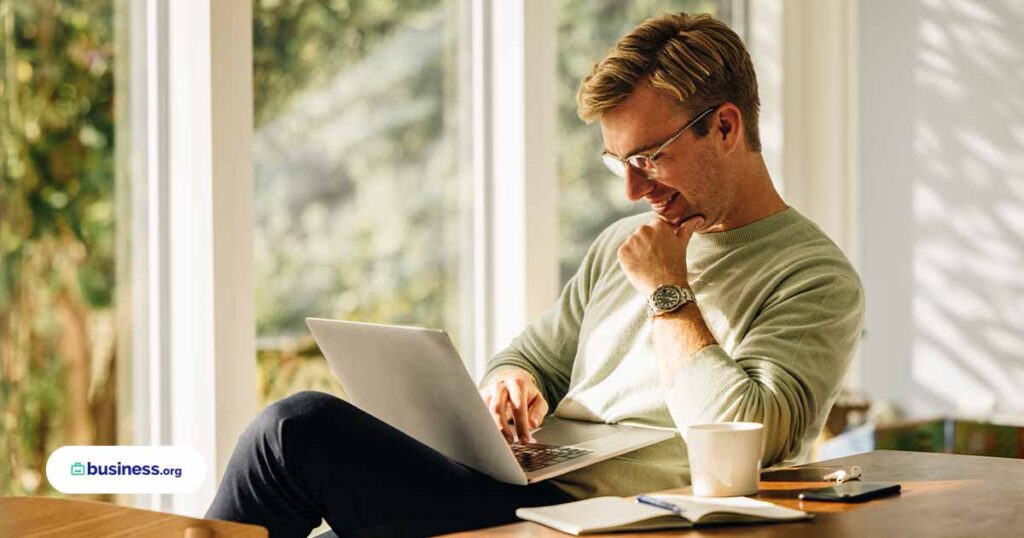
left=647, top=494, right=809, bottom=522
left=516, top=496, right=691, bottom=535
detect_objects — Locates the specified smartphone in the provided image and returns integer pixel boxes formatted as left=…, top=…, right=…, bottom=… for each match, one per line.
left=798, top=482, right=901, bottom=502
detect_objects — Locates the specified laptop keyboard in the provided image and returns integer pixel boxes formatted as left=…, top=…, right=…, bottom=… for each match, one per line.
left=510, top=443, right=594, bottom=472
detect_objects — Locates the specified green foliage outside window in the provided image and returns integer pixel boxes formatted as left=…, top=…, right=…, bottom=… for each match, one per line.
left=1, top=0, right=117, bottom=496
left=253, top=0, right=465, bottom=405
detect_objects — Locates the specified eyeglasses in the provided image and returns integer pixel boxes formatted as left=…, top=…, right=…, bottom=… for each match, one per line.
left=601, top=105, right=719, bottom=179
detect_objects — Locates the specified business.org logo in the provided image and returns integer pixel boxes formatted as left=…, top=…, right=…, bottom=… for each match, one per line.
left=70, top=460, right=183, bottom=478
left=47, top=446, right=204, bottom=494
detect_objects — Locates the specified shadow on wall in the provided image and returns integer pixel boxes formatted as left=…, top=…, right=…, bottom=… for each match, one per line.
left=910, top=0, right=1024, bottom=417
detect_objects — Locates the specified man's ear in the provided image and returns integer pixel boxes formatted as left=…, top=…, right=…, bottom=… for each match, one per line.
left=715, top=104, right=743, bottom=154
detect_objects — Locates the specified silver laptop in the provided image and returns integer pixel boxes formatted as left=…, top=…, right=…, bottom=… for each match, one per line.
left=306, top=318, right=676, bottom=485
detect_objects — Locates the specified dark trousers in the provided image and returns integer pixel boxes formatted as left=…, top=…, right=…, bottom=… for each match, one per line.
left=206, top=391, right=570, bottom=537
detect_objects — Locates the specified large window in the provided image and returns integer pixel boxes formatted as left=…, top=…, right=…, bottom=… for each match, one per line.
left=556, top=0, right=728, bottom=284
left=0, top=0, right=121, bottom=498
left=252, top=1, right=735, bottom=404
left=0, top=0, right=749, bottom=513
left=252, top=0, right=471, bottom=406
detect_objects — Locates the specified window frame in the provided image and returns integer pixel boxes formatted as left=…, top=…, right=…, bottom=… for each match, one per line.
left=122, top=0, right=255, bottom=516
left=122, top=0, right=782, bottom=515
left=472, top=0, right=560, bottom=378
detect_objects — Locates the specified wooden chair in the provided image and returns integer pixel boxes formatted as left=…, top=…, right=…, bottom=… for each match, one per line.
left=0, top=496, right=267, bottom=537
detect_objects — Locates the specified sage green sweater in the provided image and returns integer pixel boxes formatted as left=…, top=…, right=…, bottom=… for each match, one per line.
left=483, top=207, right=865, bottom=499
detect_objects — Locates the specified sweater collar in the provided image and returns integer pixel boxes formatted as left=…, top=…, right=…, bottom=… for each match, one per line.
left=690, top=207, right=801, bottom=250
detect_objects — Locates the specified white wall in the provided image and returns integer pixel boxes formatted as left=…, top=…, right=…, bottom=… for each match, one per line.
left=857, top=0, right=1024, bottom=418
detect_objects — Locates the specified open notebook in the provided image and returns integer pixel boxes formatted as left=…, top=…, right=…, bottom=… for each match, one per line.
left=516, top=494, right=811, bottom=535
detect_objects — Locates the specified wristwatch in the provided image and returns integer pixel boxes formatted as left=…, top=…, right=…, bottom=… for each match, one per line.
left=648, top=284, right=695, bottom=316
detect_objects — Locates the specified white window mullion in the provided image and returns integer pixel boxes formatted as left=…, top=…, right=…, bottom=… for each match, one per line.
left=520, top=0, right=560, bottom=328
left=780, top=0, right=857, bottom=261
left=166, top=0, right=214, bottom=516
left=470, top=0, right=494, bottom=380
left=485, top=0, right=559, bottom=369
left=150, top=0, right=254, bottom=517
left=747, top=0, right=785, bottom=194
left=207, top=0, right=257, bottom=512
left=122, top=0, right=173, bottom=512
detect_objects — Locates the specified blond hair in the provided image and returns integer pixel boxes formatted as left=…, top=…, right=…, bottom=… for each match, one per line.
left=577, top=12, right=761, bottom=151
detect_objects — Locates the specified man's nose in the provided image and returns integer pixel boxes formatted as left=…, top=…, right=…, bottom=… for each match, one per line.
left=624, top=166, right=655, bottom=202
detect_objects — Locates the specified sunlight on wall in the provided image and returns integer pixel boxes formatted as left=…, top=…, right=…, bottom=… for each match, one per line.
left=908, top=0, right=1024, bottom=416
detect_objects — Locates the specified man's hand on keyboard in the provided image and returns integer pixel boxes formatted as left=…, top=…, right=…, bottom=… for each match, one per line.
left=479, top=369, right=548, bottom=444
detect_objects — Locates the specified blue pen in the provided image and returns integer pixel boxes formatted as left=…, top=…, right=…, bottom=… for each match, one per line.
left=636, top=494, right=684, bottom=517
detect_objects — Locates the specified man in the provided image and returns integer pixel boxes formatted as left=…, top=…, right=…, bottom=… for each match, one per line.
left=207, top=12, right=864, bottom=537
left=478, top=11, right=864, bottom=499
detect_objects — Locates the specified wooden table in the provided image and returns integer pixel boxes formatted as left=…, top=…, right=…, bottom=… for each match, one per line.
left=0, top=496, right=267, bottom=537
left=445, top=450, right=1024, bottom=537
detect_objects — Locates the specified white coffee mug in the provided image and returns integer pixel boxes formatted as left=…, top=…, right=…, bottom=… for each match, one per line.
left=686, top=422, right=764, bottom=497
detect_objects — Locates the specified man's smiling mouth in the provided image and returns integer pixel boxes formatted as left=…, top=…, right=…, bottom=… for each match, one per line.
left=650, top=192, right=679, bottom=213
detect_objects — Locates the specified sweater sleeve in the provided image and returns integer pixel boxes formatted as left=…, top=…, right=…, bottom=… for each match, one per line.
left=479, top=222, right=620, bottom=408
left=664, top=268, right=865, bottom=466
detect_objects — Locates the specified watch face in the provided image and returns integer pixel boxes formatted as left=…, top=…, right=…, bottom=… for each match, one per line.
left=653, top=285, right=684, bottom=311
